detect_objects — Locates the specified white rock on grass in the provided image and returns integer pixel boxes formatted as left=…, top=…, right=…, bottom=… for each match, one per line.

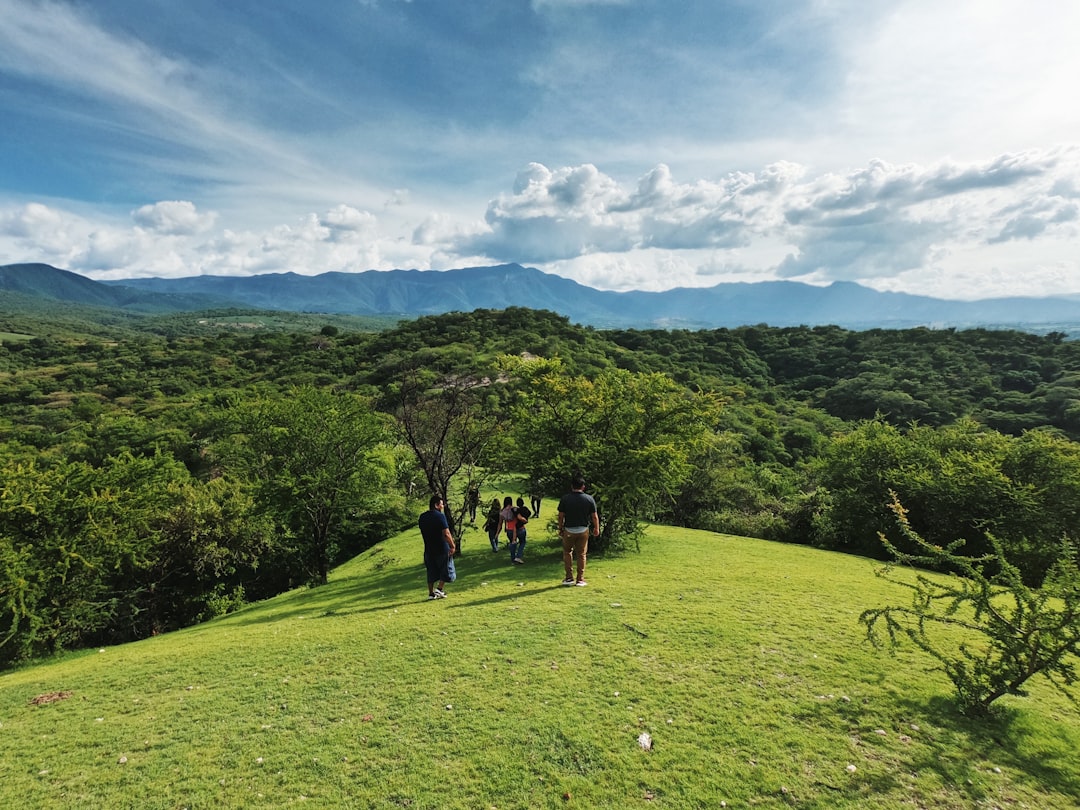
left=638, top=732, right=653, bottom=751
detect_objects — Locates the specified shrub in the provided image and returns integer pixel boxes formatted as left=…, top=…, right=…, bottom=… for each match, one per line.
left=860, top=492, right=1080, bottom=716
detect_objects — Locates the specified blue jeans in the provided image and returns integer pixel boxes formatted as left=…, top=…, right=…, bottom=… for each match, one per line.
left=513, top=527, right=527, bottom=560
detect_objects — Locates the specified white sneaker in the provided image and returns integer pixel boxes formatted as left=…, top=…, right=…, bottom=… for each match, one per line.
left=562, top=577, right=575, bottom=585
left=575, top=580, right=587, bottom=587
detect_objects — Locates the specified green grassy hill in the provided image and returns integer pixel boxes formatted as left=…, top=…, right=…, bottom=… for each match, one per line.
left=1, top=523, right=1077, bottom=809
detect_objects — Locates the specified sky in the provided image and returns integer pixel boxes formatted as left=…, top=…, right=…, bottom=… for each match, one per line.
left=1, top=0, right=1079, bottom=300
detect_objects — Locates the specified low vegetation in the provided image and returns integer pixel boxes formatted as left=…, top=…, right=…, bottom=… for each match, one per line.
left=862, top=493, right=1080, bottom=716
left=2, top=302, right=1079, bottom=805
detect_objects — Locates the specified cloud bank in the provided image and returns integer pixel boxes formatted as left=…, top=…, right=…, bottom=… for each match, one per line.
left=3, top=148, right=1077, bottom=298
left=1, top=0, right=1080, bottom=300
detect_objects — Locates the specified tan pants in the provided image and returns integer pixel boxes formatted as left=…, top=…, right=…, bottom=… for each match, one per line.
left=562, top=530, right=589, bottom=581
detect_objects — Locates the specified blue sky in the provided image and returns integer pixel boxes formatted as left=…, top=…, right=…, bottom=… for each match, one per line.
left=1, top=0, right=1079, bottom=299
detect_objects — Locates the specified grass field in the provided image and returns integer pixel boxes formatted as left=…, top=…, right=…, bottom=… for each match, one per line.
left=1, top=519, right=1078, bottom=809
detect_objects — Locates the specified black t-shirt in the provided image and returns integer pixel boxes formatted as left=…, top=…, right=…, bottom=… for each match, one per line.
left=558, top=490, right=596, bottom=528
left=418, top=509, right=450, bottom=556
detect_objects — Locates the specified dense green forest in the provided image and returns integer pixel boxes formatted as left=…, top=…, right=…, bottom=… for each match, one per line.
left=4, top=304, right=1080, bottom=667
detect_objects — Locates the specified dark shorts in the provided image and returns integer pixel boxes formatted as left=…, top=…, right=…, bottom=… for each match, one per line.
left=424, top=552, right=450, bottom=584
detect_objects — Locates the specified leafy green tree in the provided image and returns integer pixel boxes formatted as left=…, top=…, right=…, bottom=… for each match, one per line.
left=0, top=453, right=273, bottom=665
left=0, top=458, right=106, bottom=663
left=506, top=364, right=720, bottom=553
left=219, top=386, right=395, bottom=585
left=667, top=436, right=813, bottom=544
left=861, top=493, right=1080, bottom=716
left=819, top=370, right=935, bottom=423
left=814, top=418, right=1080, bottom=583
left=112, top=471, right=276, bottom=634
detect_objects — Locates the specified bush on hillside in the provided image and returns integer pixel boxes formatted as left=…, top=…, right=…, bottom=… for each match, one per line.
left=813, top=419, right=1080, bottom=584
left=860, top=492, right=1080, bottom=716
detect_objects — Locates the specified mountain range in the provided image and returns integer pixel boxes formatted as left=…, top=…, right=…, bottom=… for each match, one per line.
left=3, top=261, right=1080, bottom=331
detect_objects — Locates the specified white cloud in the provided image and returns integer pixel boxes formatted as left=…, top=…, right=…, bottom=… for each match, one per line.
left=0, top=203, right=92, bottom=266
left=544, top=248, right=778, bottom=293
left=443, top=148, right=1080, bottom=295
left=838, top=0, right=1080, bottom=164
left=132, top=201, right=216, bottom=236
left=4, top=144, right=1078, bottom=300
left=319, top=205, right=378, bottom=241
left=0, top=202, right=67, bottom=241
left=0, top=199, right=430, bottom=280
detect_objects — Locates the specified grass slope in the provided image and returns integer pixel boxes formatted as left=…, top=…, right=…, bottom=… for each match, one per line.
left=1, top=523, right=1078, bottom=809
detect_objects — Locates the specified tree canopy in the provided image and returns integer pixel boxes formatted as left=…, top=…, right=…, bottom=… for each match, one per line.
left=4, top=304, right=1080, bottom=668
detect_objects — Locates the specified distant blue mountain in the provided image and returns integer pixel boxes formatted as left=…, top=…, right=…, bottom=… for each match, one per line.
left=5, top=261, right=1080, bottom=330
left=0, top=262, right=229, bottom=312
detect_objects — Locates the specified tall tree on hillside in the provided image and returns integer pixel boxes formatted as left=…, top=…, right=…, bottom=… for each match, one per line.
left=506, top=362, right=721, bottom=553
left=220, top=386, right=394, bottom=585
left=390, top=361, right=502, bottom=543
left=0, top=453, right=273, bottom=666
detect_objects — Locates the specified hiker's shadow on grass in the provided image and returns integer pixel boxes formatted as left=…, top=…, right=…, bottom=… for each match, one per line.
left=224, top=548, right=569, bottom=626
left=330, top=545, right=571, bottom=615
left=447, top=583, right=565, bottom=608
left=318, top=565, right=569, bottom=617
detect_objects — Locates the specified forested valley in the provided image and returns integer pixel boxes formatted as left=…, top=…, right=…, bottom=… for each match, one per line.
left=4, top=304, right=1080, bottom=668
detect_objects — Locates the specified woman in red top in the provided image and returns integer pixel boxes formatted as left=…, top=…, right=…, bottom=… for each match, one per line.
left=499, top=496, right=517, bottom=563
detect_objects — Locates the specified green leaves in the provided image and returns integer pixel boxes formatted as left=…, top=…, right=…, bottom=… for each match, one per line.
left=815, top=419, right=1080, bottom=584
left=0, top=454, right=275, bottom=664
left=219, top=385, right=395, bottom=585
left=507, top=368, right=720, bottom=553
left=861, top=492, right=1080, bottom=715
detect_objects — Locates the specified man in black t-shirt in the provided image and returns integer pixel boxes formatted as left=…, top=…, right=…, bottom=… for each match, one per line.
left=418, top=495, right=456, bottom=599
left=556, top=473, right=598, bottom=586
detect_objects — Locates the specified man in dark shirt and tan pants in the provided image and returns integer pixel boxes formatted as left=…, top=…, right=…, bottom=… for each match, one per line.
left=557, top=473, right=599, bottom=587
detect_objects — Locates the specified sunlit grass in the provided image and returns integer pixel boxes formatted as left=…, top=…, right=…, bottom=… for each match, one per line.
left=2, top=522, right=1078, bottom=808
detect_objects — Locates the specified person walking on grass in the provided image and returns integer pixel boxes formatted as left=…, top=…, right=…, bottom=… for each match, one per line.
left=419, top=494, right=456, bottom=600
left=499, top=496, right=519, bottom=563
left=483, top=497, right=502, bottom=552
left=512, top=496, right=532, bottom=565
left=557, top=472, right=598, bottom=586
left=529, top=478, right=543, bottom=518
left=465, top=484, right=480, bottom=523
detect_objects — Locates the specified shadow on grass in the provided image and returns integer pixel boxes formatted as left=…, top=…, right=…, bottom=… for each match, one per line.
left=795, top=689, right=1080, bottom=805
left=218, top=541, right=572, bottom=628
left=894, top=694, right=1080, bottom=803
